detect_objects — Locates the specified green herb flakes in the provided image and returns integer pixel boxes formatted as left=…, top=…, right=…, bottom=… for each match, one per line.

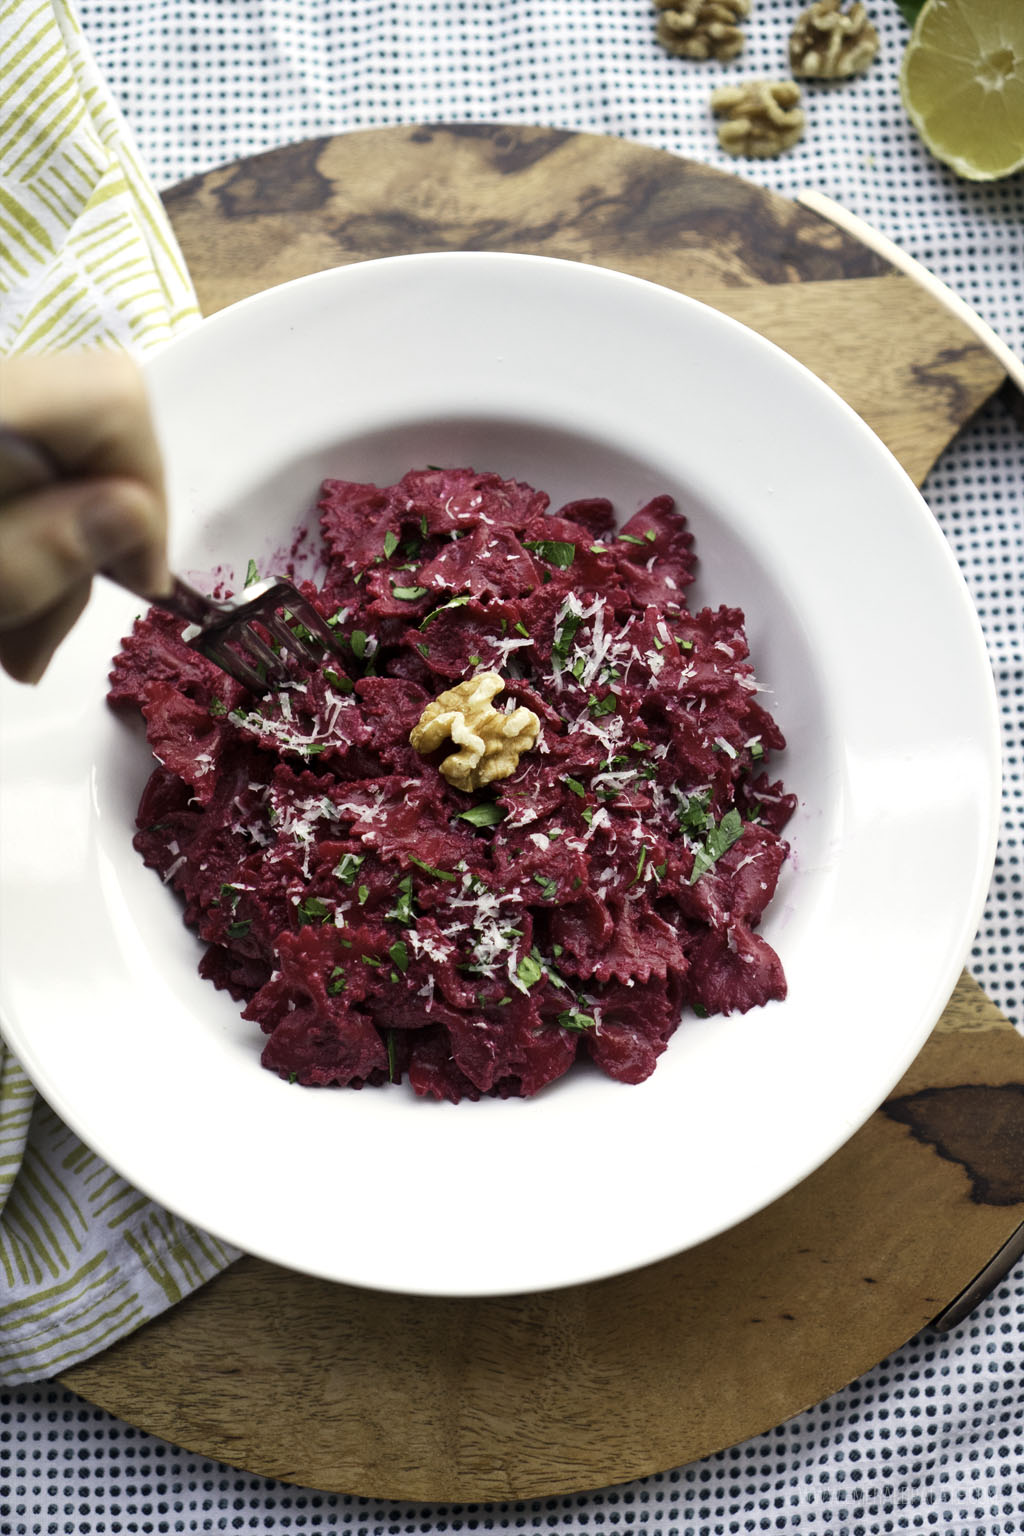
left=557, top=1008, right=596, bottom=1031
left=419, top=593, right=470, bottom=629
left=524, top=539, right=576, bottom=569
left=458, top=802, right=505, bottom=828
left=333, top=853, right=365, bottom=885
left=389, top=875, right=415, bottom=925
left=298, top=896, right=332, bottom=925
left=324, top=668, right=354, bottom=693
left=688, top=808, right=744, bottom=884
left=516, top=954, right=544, bottom=988
left=409, top=854, right=458, bottom=882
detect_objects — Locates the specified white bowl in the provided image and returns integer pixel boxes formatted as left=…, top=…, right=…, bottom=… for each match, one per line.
left=0, top=253, right=1000, bottom=1296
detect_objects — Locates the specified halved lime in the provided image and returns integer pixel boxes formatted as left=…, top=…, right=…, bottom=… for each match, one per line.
left=900, top=0, right=1024, bottom=180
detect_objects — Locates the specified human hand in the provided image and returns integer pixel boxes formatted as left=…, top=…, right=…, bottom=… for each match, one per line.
left=0, top=350, right=170, bottom=683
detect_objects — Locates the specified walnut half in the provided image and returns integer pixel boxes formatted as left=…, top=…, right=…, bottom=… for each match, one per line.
left=711, top=79, right=806, bottom=158
left=789, top=0, right=880, bottom=80
left=654, top=0, right=751, bottom=63
left=409, top=673, right=541, bottom=793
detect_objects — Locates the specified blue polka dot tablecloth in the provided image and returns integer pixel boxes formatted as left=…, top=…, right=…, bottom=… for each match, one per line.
left=2, top=2, right=1023, bottom=1532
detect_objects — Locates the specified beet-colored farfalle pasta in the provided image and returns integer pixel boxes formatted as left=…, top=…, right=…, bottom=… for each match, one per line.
left=110, top=466, right=796, bottom=1101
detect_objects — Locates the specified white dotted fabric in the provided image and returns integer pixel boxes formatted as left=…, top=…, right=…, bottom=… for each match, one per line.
left=3, top=1, right=1023, bottom=1531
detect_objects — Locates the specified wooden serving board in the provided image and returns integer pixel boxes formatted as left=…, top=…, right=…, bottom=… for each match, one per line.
left=61, top=127, right=1023, bottom=1500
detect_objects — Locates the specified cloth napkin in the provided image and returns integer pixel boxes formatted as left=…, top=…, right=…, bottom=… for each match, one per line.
left=0, top=0, right=238, bottom=1387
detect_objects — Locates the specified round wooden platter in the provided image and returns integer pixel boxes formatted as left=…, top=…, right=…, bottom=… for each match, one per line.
left=61, top=127, right=1023, bottom=1501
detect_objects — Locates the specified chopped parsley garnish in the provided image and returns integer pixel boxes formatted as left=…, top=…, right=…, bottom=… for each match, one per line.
left=676, top=788, right=713, bottom=834
left=392, top=585, right=428, bottom=601
left=524, top=539, right=576, bottom=569
left=209, top=697, right=228, bottom=717
left=334, top=853, right=365, bottom=885
left=324, top=668, right=354, bottom=693
left=557, top=1009, right=596, bottom=1031
left=629, top=845, right=649, bottom=886
left=588, top=692, right=617, bottom=718
left=327, top=965, right=346, bottom=995
left=564, top=776, right=586, bottom=798
left=244, top=557, right=260, bottom=587
left=532, top=873, right=558, bottom=901
left=226, top=919, right=251, bottom=938
left=218, top=884, right=241, bottom=910
left=357, top=883, right=370, bottom=906
left=419, top=593, right=470, bottom=629
left=551, top=611, right=583, bottom=668
left=514, top=620, right=531, bottom=638
left=388, top=939, right=409, bottom=973
left=617, top=532, right=646, bottom=546
left=408, top=854, right=458, bottom=882
left=388, top=875, right=415, bottom=925
left=458, top=802, right=505, bottom=827
left=468, top=653, right=481, bottom=666
left=298, top=896, right=332, bottom=924
left=350, top=630, right=370, bottom=661
left=688, top=808, right=744, bottom=884
left=516, top=954, right=544, bottom=988
left=383, top=529, right=400, bottom=559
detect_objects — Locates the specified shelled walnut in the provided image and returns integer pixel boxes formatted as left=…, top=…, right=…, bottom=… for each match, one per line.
left=409, top=672, right=540, bottom=792
left=711, top=79, right=806, bottom=158
left=654, top=0, right=751, bottom=62
left=789, top=0, right=879, bottom=79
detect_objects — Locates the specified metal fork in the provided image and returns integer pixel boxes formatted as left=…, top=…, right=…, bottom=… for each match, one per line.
left=164, top=573, right=341, bottom=691
left=0, top=424, right=340, bottom=691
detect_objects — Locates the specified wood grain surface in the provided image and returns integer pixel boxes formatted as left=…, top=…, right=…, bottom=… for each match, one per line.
left=162, top=124, right=1007, bottom=486
left=60, top=125, right=1022, bottom=1500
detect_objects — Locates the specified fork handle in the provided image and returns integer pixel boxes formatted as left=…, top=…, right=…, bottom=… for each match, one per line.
left=161, top=576, right=229, bottom=627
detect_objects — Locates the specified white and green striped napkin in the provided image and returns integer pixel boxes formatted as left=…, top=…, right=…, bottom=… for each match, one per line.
left=0, top=0, right=239, bottom=1385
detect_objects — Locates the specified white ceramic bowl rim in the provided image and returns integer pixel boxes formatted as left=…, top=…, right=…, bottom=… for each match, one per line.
left=0, top=252, right=1001, bottom=1296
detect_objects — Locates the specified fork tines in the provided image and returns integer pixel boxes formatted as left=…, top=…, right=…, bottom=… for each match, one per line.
left=167, top=575, right=340, bottom=692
